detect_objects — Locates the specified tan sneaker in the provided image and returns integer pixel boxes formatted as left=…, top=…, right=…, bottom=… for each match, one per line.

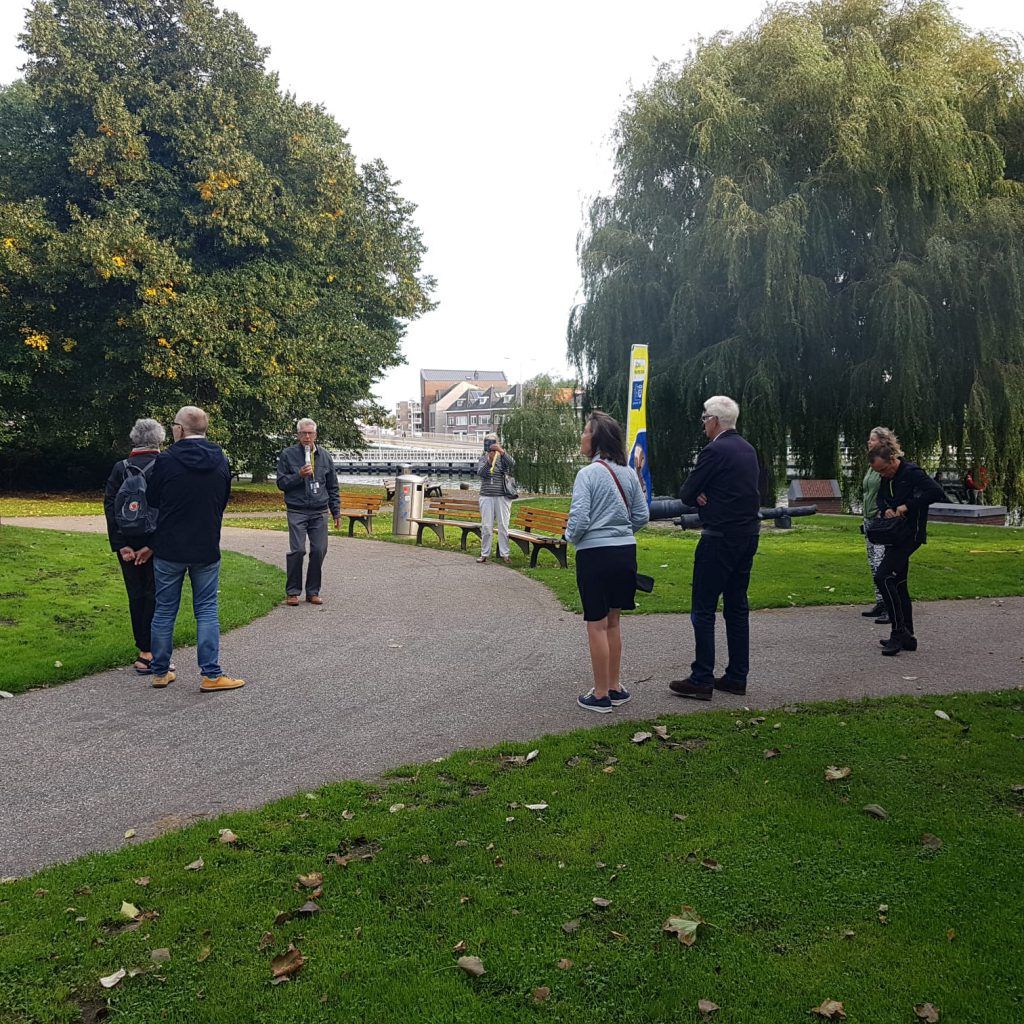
left=151, top=670, right=176, bottom=688
left=200, top=675, right=246, bottom=692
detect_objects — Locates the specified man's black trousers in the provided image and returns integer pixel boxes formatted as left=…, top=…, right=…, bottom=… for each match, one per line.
left=873, top=541, right=921, bottom=636
left=117, top=554, right=155, bottom=652
left=690, top=533, right=759, bottom=685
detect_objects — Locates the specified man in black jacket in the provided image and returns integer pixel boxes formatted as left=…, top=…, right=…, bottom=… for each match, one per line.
left=670, top=396, right=761, bottom=700
left=146, top=406, right=245, bottom=692
left=276, top=418, right=341, bottom=606
left=869, top=443, right=947, bottom=655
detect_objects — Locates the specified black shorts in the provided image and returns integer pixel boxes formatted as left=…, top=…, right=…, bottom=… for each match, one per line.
left=575, top=544, right=638, bottom=622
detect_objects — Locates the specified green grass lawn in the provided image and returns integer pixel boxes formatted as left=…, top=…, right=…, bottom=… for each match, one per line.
left=228, top=508, right=1024, bottom=614
left=1, top=690, right=1022, bottom=1023
left=0, top=527, right=284, bottom=694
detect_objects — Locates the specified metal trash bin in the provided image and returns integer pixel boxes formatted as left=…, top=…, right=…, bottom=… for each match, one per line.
left=392, top=468, right=425, bottom=536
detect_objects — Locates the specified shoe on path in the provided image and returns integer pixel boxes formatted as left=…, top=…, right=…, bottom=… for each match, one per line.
left=578, top=691, right=613, bottom=713
left=475, top=556, right=487, bottom=563
left=714, top=676, right=747, bottom=695
left=669, top=677, right=714, bottom=700
left=151, top=671, right=175, bottom=688
left=861, top=603, right=885, bottom=617
left=874, top=613, right=891, bottom=625
left=879, top=633, right=918, bottom=652
left=201, top=675, right=246, bottom=692
left=306, top=595, right=323, bottom=605
left=501, top=556, right=511, bottom=563
left=285, top=595, right=300, bottom=606
left=607, top=686, right=631, bottom=706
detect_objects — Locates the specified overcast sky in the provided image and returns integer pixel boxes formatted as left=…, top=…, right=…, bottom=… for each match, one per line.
left=1, top=1, right=1021, bottom=411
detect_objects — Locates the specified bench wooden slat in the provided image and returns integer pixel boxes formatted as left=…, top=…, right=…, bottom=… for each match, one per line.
left=338, top=489, right=385, bottom=536
left=508, top=505, right=569, bottom=568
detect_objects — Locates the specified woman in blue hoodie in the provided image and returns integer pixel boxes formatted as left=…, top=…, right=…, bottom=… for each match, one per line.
left=566, top=411, right=649, bottom=713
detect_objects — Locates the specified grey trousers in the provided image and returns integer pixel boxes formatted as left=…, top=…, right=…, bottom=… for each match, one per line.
left=287, top=509, right=329, bottom=596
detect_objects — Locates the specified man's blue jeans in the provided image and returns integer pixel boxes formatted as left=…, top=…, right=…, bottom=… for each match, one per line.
left=689, top=534, right=759, bottom=686
left=150, top=558, right=223, bottom=678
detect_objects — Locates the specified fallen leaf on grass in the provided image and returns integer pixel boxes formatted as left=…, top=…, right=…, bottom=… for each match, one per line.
left=842, top=930, right=855, bottom=939
left=389, top=803, right=405, bottom=813
left=592, top=897, right=611, bottom=908
left=185, top=858, right=204, bottom=871
left=562, top=919, right=580, bottom=934
left=298, top=872, right=323, bottom=888
left=672, top=813, right=688, bottom=821
left=947, top=928, right=955, bottom=942
left=698, top=999, right=720, bottom=1016
left=557, top=958, right=573, bottom=969
left=609, top=930, right=628, bottom=941
left=271, top=944, right=304, bottom=983
left=1010, top=784, right=1024, bottom=794
left=341, top=809, right=355, bottom=820
left=602, top=766, right=616, bottom=774
left=632, top=731, right=652, bottom=744
left=196, top=946, right=211, bottom=963
left=120, top=901, right=140, bottom=920
left=653, top=725, right=670, bottom=740
left=825, top=766, right=851, bottom=781
left=532, top=986, right=551, bottom=1003
left=457, top=955, right=485, bottom=978
left=921, top=833, right=942, bottom=851
left=863, top=804, right=889, bottom=820
left=297, top=900, right=320, bottom=916
left=809, top=999, right=846, bottom=1019
left=700, top=858, right=722, bottom=872
left=662, top=906, right=705, bottom=946
left=914, top=1003, right=940, bottom=1022
left=525, top=803, right=548, bottom=811
left=452, top=940, right=467, bottom=953
left=134, top=877, right=150, bottom=887
left=258, top=931, right=274, bottom=950
left=764, top=748, right=780, bottom=759
left=934, top=710, right=951, bottom=721
left=218, top=829, right=238, bottom=844
left=99, top=967, right=126, bottom=989
left=150, top=948, right=171, bottom=963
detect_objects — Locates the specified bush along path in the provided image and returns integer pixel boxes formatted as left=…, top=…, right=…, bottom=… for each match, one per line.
left=1, top=692, right=1022, bottom=1023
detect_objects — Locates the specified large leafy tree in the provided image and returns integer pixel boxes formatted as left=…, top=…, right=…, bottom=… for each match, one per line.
left=569, top=0, right=1024, bottom=509
left=0, top=0, right=433, bottom=481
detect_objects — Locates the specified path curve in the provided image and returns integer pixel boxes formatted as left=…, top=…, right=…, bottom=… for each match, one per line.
left=2, top=516, right=1021, bottom=876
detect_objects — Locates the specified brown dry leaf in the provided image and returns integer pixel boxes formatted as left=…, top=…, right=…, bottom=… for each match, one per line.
left=700, top=858, right=722, bottom=872
left=457, top=955, right=485, bottom=978
left=185, top=857, right=204, bottom=871
left=653, top=725, right=670, bottom=740
left=946, top=928, right=955, bottom=942
left=418, top=854, right=432, bottom=864
left=298, top=872, right=323, bottom=888
left=592, top=897, right=611, bottom=908
left=557, top=958, right=573, bottom=970
left=297, top=900, right=320, bottom=917
left=134, top=877, right=150, bottom=887
left=809, top=999, right=847, bottom=1019
left=341, top=809, right=355, bottom=820
left=698, top=999, right=720, bottom=1016
left=460, top=895, right=471, bottom=905
left=602, top=766, right=616, bottom=774
left=914, top=1004, right=940, bottom=1022
left=273, top=911, right=294, bottom=926
left=258, top=931, right=274, bottom=951
left=271, top=944, right=304, bottom=982
left=562, top=919, right=581, bottom=934
left=493, top=855, right=504, bottom=867
left=452, top=940, right=467, bottom=953
left=217, top=829, right=238, bottom=845
left=150, top=948, right=171, bottom=963
left=196, top=946, right=211, bottom=963
left=764, top=748, right=781, bottom=759
left=824, top=766, right=851, bottom=781
left=99, top=967, right=126, bottom=989
left=921, top=833, right=942, bottom=851
left=863, top=804, right=889, bottom=820
left=609, top=930, right=628, bottom=941
left=632, top=731, right=652, bottom=744
left=532, top=986, right=551, bottom=1003
left=661, top=905, right=705, bottom=946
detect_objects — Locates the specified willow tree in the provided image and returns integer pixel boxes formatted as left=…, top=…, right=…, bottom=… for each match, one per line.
left=0, top=0, right=434, bottom=484
left=569, top=0, right=1024, bottom=509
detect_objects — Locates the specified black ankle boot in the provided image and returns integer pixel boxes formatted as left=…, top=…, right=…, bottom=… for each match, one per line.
left=861, top=602, right=884, bottom=617
left=880, top=630, right=914, bottom=656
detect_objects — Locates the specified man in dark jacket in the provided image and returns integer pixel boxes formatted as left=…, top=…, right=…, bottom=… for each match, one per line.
left=146, top=406, right=245, bottom=692
left=276, top=418, right=341, bottom=606
left=670, top=395, right=761, bottom=700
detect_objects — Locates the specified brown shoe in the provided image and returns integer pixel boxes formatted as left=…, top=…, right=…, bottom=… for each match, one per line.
left=151, top=670, right=176, bottom=689
left=306, top=595, right=323, bottom=605
left=285, top=595, right=300, bottom=606
left=669, top=677, right=714, bottom=700
left=200, top=675, right=246, bottom=692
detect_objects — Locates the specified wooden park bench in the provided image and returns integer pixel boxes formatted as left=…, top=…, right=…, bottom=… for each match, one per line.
left=410, top=497, right=482, bottom=549
left=384, top=479, right=443, bottom=501
left=338, top=491, right=385, bottom=536
left=508, top=506, right=570, bottom=568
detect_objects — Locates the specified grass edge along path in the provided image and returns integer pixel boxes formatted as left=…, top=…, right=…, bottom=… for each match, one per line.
left=0, top=527, right=284, bottom=693
left=0, top=690, right=1022, bottom=1023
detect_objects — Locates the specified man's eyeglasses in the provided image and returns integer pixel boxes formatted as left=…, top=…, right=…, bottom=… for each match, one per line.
left=701, top=413, right=718, bottom=422
left=171, top=421, right=183, bottom=429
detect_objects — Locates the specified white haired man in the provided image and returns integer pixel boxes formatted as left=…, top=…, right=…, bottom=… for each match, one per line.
left=670, top=395, right=761, bottom=700
left=276, top=418, right=341, bottom=605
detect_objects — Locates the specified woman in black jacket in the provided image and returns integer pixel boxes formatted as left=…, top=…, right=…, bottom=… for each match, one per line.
left=867, top=442, right=947, bottom=656
left=103, top=418, right=166, bottom=675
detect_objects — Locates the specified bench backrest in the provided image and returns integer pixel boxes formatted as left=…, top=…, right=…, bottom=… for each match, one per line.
left=424, top=498, right=481, bottom=521
left=512, top=506, right=569, bottom=537
left=340, top=491, right=384, bottom=512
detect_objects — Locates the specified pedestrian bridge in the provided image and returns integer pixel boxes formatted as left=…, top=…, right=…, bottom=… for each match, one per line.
left=329, top=430, right=482, bottom=476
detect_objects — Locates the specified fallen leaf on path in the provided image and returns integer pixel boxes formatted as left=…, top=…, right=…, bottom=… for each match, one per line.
left=914, top=1003, right=940, bottom=1022
left=457, top=955, right=485, bottom=977
left=271, top=944, right=303, bottom=982
left=556, top=958, right=573, bottom=969
left=0, top=691, right=13, bottom=699
left=123, top=830, right=136, bottom=839
left=120, top=901, right=140, bottom=920
left=825, top=766, right=851, bottom=781
left=662, top=905, right=705, bottom=946
left=99, top=968, right=126, bottom=989
left=698, top=999, right=720, bottom=1015
left=809, top=999, right=846, bottom=1019
left=185, top=858, right=204, bottom=871
left=150, top=948, right=171, bottom=963
left=863, top=804, right=889, bottom=820
left=298, top=872, right=323, bottom=888
left=218, top=829, right=238, bottom=844
left=934, top=710, right=951, bottom=722
left=632, top=731, right=652, bottom=744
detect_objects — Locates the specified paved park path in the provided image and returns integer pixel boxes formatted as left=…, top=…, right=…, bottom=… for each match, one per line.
left=2, top=516, right=1022, bottom=876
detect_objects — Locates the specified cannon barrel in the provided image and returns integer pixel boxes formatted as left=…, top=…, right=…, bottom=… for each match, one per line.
left=648, top=498, right=818, bottom=530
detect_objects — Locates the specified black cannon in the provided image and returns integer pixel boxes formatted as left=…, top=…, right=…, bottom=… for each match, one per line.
left=648, top=498, right=818, bottom=531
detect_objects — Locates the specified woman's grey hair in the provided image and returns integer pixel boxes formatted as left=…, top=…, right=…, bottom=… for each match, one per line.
left=704, top=395, right=739, bottom=428
left=129, top=418, right=166, bottom=448
left=868, top=426, right=902, bottom=457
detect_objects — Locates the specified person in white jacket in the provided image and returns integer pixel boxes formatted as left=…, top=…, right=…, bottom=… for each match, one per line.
left=565, top=411, right=649, bottom=713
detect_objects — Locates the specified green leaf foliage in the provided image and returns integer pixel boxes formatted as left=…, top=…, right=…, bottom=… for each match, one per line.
left=568, top=0, right=1024, bottom=510
left=0, top=0, right=434, bottom=481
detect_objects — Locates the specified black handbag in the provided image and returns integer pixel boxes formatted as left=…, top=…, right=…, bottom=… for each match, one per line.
left=865, top=515, right=915, bottom=547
